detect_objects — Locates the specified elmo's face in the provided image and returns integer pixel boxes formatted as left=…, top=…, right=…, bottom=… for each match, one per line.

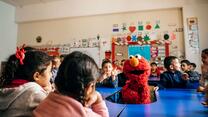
left=123, top=55, right=150, bottom=80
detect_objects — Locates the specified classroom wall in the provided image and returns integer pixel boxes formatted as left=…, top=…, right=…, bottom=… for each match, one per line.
left=0, top=1, right=17, bottom=72
left=6, top=0, right=207, bottom=72
left=17, top=8, right=184, bottom=67
left=183, top=4, right=208, bottom=72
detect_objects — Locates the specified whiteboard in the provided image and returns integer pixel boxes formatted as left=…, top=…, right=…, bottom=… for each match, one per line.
left=70, top=47, right=101, bottom=68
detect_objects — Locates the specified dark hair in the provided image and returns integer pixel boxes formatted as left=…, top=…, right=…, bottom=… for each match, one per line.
left=202, top=48, right=208, bottom=55
left=0, top=50, right=52, bottom=87
left=54, top=51, right=99, bottom=105
left=181, top=59, right=191, bottom=65
left=23, top=46, right=36, bottom=51
left=164, top=56, right=178, bottom=70
left=190, top=62, right=196, bottom=68
left=150, top=62, right=157, bottom=66
left=102, top=59, right=112, bottom=68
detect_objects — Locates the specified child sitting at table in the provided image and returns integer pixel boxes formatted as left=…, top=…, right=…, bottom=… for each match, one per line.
left=149, top=62, right=161, bottom=80
left=33, top=51, right=109, bottom=117
left=0, top=48, right=52, bottom=117
left=181, top=59, right=200, bottom=88
left=96, top=59, right=118, bottom=88
left=159, top=56, right=190, bottom=89
left=198, top=48, right=208, bottom=106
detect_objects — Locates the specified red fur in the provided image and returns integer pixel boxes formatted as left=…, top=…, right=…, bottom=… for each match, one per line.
left=121, top=56, right=151, bottom=104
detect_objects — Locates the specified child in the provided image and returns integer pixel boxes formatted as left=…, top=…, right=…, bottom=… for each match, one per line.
left=181, top=59, right=200, bottom=88
left=50, top=55, right=61, bottom=83
left=96, top=59, right=118, bottom=88
left=0, top=48, right=52, bottom=117
left=149, top=62, right=161, bottom=80
left=181, top=60, right=200, bottom=81
left=198, top=48, right=208, bottom=106
left=33, top=51, right=109, bottom=117
left=159, top=56, right=190, bottom=89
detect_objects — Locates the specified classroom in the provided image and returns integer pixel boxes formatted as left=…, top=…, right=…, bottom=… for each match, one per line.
left=0, top=0, right=208, bottom=117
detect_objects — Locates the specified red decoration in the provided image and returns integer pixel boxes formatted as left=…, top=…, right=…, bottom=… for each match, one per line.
left=121, top=55, right=151, bottom=104
left=126, top=35, right=131, bottom=41
left=146, top=24, right=152, bottom=30
left=16, top=44, right=26, bottom=65
left=129, top=26, right=136, bottom=33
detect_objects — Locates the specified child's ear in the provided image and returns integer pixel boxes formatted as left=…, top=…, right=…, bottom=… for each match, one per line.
left=169, top=64, right=174, bottom=70
left=33, top=72, right=40, bottom=82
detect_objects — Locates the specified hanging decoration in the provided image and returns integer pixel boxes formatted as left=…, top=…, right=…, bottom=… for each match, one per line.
left=129, top=25, right=136, bottom=33
left=131, top=35, right=137, bottom=42
left=164, top=33, right=170, bottom=40
left=113, top=24, right=119, bottom=32
left=138, top=21, right=144, bottom=31
left=121, top=23, right=127, bottom=32
left=155, top=20, right=160, bottom=29
left=146, top=21, right=152, bottom=30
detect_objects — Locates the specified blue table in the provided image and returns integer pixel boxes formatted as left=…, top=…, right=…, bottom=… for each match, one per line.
left=97, top=88, right=208, bottom=117
left=97, top=87, right=126, bottom=117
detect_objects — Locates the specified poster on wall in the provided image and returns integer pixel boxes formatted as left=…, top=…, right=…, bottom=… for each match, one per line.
left=187, top=17, right=200, bottom=53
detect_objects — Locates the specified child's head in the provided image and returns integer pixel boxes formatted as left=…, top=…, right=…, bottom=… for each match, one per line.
left=101, top=59, right=113, bottom=76
left=52, top=56, right=61, bottom=69
left=202, top=48, right=208, bottom=65
left=180, top=59, right=191, bottom=72
left=0, top=50, right=52, bottom=88
left=60, top=54, right=67, bottom=62
left=164, top=56, right=180, bottom=71
left=54, top=51, right=99, bottom=105
left=150, top=62, right=158, bottom=72
left=120, top=59, right=126, bottom=67
left=190, top=62, right=197, bottom=70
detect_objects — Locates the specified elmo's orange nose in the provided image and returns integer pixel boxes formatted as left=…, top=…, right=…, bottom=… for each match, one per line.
left=130, top=56, right=139, bottom=67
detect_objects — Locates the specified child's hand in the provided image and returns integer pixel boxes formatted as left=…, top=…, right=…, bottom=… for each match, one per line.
left=84, top=91, right=103, bottom=107
left=154, top=86, right=159, bottom=91
left=111, top=68, right=118, bottom=81
left=182, top=73, right=189, bottom=80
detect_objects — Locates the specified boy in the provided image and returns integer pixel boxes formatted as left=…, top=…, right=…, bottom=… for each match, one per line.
left=181, top=60, right=200, bottom=88
left=159, top=56, right=190, bottom=89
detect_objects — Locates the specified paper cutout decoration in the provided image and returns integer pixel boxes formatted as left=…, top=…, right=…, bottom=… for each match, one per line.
left=155, top=24, right=160, bottom=29
left=164, top=34, right=169, bottom=40
left=144, top=35, right=150, bottom=41
left=137, top=35, right=143, bottom=41
left=126, top=35, right=132, bottom=41
left=113, top=24, right=119, bottom=32
left=122, top=23, right=127, bottom=31
left=138, top=25, right=143, bottom=31
left=129, top=26, right=136, bottom=33
left=155, top=20, right=160, bottom=29
left=146, top=24, right=152, bottom=30
left=170, top=32, right=176, bottom=40
left=149, top=31, right=157, bottom=40
left=131, top=35, right=137, bottom=42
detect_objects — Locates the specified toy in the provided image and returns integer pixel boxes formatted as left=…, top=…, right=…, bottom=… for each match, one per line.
left=121, top=54, right=151, bottom=104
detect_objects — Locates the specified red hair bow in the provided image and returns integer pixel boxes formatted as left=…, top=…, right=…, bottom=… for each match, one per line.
left=15, top=44, right=26, bottom=65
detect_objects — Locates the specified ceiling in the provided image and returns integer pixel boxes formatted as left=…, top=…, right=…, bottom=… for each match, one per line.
left=0, top=0, right=63, bottom=7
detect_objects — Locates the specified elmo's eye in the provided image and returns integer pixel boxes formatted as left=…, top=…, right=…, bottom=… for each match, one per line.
left=135, top=54, right=141, bottom=59
left=129, top=55, right=133, bottom=59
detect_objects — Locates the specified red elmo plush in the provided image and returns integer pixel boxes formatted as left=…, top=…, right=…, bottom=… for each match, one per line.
left=121, top=54, right=151, bottom=104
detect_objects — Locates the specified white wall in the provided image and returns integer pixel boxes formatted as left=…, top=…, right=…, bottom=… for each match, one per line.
left=183, top=4, right=208, bottom=72
left=0, top=1, right=17, bottom=71
left=13, top=0, right=208, bottom=72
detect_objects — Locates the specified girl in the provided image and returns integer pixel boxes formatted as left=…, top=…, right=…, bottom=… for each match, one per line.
left=96, top=59, right=118, bottom=88
left=0, top=47, right=52, bottom=117
left=33, top=51, right=109, bottom=117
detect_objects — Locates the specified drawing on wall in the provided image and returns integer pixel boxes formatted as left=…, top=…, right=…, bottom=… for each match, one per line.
left=187, top=17, right=199, bottom=53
